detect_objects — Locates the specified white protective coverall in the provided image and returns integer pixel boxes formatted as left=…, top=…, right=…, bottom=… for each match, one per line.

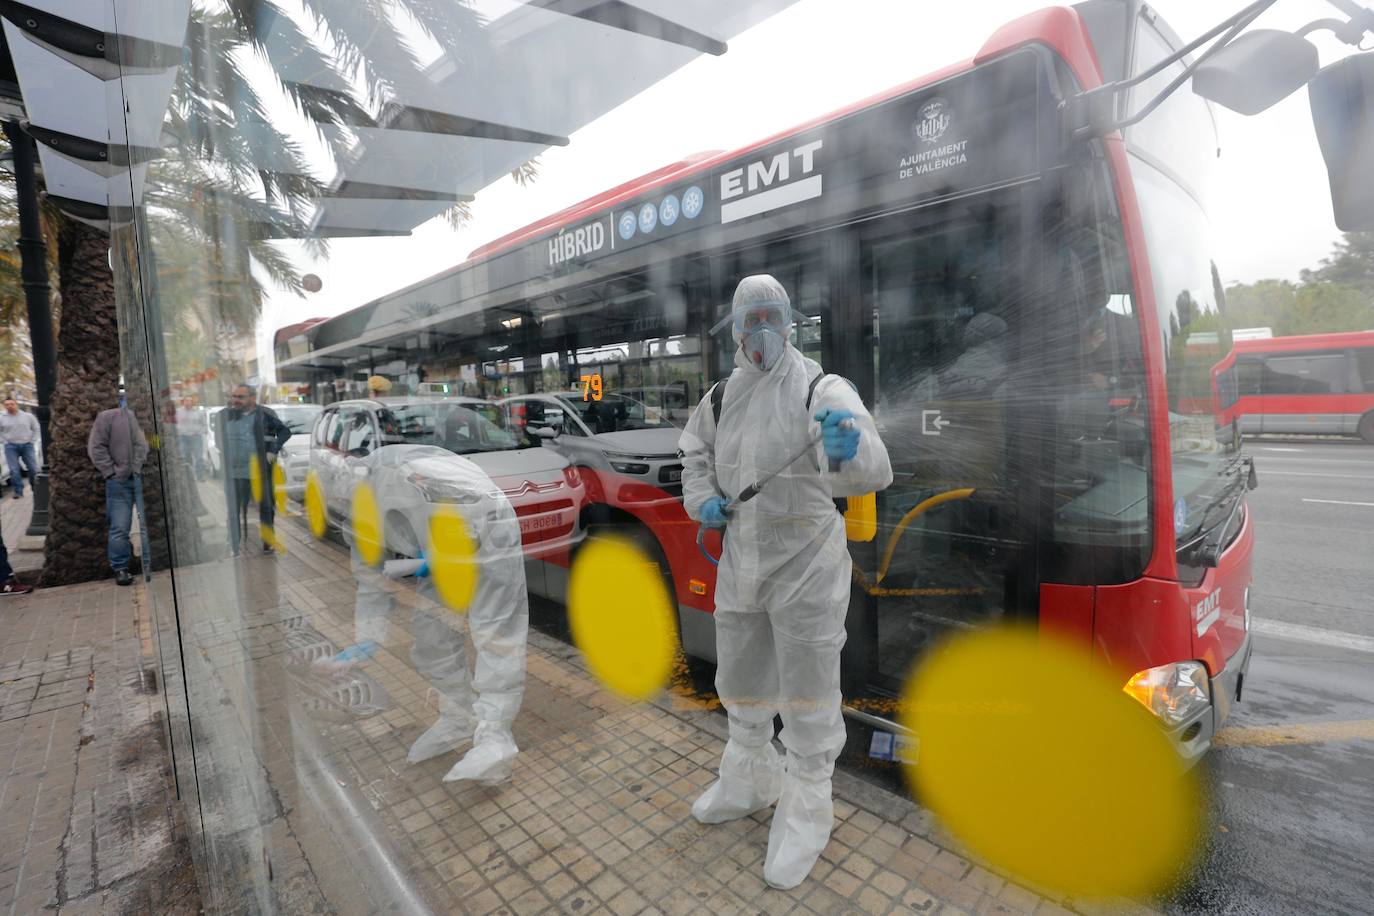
left=681, top=275, right=893, bottom=889
left=334, top=447, right=529, bottom=784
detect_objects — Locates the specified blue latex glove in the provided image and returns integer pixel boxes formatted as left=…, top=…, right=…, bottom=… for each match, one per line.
left=334, top=640, right=378, bottom=663
left=815, top=409, right=860, bottom=462
left=700, top=496, right=731, bottom=528
left=414, top=549, right=429, bottom=578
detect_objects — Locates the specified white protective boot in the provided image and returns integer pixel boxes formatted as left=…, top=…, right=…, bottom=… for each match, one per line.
left=407, top=696, right=477, bottom=764
left=692, top=738, right=784, bottom=824
left=763, top=753, right=835, bottom=889
left=443, top=721, right=518, bottom=785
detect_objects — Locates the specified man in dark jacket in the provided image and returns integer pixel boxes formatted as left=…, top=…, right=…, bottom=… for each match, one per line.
left=88, top=401, right=150, bottom=585
left=218, top=385, right=291, bottom=556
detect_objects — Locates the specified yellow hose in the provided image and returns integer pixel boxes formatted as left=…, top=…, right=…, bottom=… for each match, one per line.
left=875, top=487, right=976, bottom=585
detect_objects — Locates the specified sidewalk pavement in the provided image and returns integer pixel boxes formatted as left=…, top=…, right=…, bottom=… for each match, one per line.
left=0, top=579, right=199, bottom=914
left=1, top=489, right=43, bottom=577
left=148, top=501, right=1119, bottom=916
left=3, top=493, right=1142, bottom=915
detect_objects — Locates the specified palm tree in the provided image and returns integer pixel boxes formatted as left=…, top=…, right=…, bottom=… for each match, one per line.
left=38, top=0, right=521, bottom=582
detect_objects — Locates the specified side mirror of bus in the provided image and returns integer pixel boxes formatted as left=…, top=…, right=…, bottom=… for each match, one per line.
left=1191, top=29, right=1319, bottom=116
left=1309, top=51, right=1374, bottom=231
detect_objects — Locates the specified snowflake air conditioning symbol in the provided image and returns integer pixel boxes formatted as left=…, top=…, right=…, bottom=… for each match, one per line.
left=914, top=98, right=951, bottom=145
left=681, top=186, right=704, bottom=219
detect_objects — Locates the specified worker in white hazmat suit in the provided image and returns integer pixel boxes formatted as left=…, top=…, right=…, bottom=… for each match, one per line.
left=319, top=447, right=529, bottom=784
left=681, top=274, right=893, bottom=889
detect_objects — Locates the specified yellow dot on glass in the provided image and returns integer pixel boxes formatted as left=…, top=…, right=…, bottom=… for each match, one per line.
left=273, top=460, right=288, bottom=514
left=249, top=454, right=263, bottom=504
left=352, top=482, right=383, bottom=568
left=304, top=471, right=327, bottom=539
left=261, top=523, right=284, bottom=554
left=897, top=626, right=1199, bottom=899
left=428, top=507, right=479, bottom=613
left=567, top=536, right=677, bottom=701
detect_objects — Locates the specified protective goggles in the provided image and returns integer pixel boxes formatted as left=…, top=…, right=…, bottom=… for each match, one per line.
left=708, top=299, right=803, bottom=335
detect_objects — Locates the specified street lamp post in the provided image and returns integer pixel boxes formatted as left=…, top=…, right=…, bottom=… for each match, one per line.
left=2, top=121, right=55, bottom=539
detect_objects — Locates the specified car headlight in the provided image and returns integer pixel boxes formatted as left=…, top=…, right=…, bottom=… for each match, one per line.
left=1123, top=661, right=1211, bottom=728
left=604, top=452, right=655, bottom=476
left=407, top=474, right=481, bottom=504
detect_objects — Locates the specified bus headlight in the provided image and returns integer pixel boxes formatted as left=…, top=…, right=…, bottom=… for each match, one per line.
left=1123, top=661, right=1211, bottom=728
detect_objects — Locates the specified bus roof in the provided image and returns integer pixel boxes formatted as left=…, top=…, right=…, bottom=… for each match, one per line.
left=280, top=5, right=1105, bottom=354
left=465, top=5, right=1104, bottom=265
left=1232, top=330, right=1374, bottom=354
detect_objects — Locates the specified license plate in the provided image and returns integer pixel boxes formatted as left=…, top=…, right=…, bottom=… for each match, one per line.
left=665, top=468, right=682, bottom=482
left=520, top=513, right=562, bottom=533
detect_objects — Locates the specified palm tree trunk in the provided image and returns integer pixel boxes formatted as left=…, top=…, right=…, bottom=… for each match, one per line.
left=40, top=220, right=170, bottom=583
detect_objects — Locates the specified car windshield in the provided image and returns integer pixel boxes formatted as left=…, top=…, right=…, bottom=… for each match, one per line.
left=380, top=402, right=540, bottom=453
left=560, top=392, right=682, bottom=431
left=272, top=405, right=322, bottom=435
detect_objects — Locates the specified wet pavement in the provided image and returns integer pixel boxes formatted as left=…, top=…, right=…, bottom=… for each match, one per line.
left=1166, top=439, right=1374, bottom=915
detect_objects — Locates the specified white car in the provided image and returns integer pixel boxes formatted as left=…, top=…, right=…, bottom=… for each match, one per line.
left=309, top=398, right=586, bottom=561
left=266, top=403, right=323, bottom=498
left=500, top=391, right=686, bottom=501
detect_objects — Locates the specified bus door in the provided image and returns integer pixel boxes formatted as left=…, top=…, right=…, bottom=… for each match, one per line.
left=850, top=201, right=1031, bottom=695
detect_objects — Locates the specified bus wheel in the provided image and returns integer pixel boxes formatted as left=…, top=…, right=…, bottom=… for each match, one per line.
left=1359, top=412, right=1374, bottom=444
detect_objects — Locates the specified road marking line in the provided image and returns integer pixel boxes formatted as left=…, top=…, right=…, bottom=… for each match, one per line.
left=1251, top=618, right=1374, bottom=654
left=1302, top=498, right=1374, bottom=507
left=1213, top=720, right=1374, bottom=748
left=1255, top=446, right=1304, bottom=452
left=1259, top=471, right=1374, bottom=479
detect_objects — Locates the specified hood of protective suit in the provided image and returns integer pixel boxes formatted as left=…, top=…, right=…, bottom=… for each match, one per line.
left=730, top=274, right=795, bottom=372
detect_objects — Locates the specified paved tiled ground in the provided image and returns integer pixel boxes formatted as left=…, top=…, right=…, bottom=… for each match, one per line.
left=0, top=579, right=199, bottom=915
left=3, top=484, right=1151, bottom=915
left=1, top=489, right=43, bottom=576
left=136, top=492, right=1120, bottom=916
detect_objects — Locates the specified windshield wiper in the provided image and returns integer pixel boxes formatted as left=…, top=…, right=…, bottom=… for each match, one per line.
left=1177, top=465, right=1252, bottom=567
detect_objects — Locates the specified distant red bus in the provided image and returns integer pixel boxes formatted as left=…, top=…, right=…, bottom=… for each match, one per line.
left=1213, top=331, right=1374, bottom=443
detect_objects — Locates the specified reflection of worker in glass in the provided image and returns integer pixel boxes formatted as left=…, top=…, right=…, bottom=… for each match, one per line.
left=318, top=450, right=529, bottom=784
left=681, top=275, right=893, bottom=889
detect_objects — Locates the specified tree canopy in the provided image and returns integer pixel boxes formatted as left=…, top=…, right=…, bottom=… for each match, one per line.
left=1223, top=232, right=1374, bottom=336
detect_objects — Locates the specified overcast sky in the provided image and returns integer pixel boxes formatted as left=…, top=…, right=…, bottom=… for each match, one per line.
left=256, top=0, right=1356, bottom=372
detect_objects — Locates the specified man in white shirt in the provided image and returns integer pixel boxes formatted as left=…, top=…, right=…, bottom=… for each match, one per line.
left=0, top=398, right=41, bottom=500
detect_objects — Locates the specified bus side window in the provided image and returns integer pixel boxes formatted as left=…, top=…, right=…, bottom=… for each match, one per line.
left=1263, top=353, right=1347, bottom=395
left=1237, top=358, right=1262, bottom=396
left=1358, top=348, right=1374, bottom=393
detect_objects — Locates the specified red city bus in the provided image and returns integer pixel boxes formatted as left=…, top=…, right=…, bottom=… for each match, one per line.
left=1213, top=331, right=1374, bottom=443
left=277, top=1, right=1256, bottom=761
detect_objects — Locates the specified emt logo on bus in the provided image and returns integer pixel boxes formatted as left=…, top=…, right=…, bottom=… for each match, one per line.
left=1194, top=589, right=1221, bottom=637
left=719, top=138, right=823, bottom=224
left=547, top=219, right=606, bottom=268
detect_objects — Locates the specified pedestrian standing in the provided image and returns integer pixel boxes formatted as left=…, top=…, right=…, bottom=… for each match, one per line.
left=1, top=398, right=41, bottom=499
left=175, top=396, right=208, bottom=480
left=217, top=385, right=290, bottom=556
left=88, top=400, right=150, bottom=586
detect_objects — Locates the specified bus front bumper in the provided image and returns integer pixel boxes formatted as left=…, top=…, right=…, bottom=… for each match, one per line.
left=1169, top=632, right=1253, bottom=766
